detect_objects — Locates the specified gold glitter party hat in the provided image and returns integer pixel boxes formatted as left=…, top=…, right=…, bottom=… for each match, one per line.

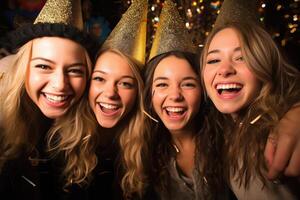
left=34, top=0, right=83, bottom=30
left=148, top=0, right=196, bottom=61
left=102, top=0, right=148, bottom=65
left=214, top=0, right=260, bottom=29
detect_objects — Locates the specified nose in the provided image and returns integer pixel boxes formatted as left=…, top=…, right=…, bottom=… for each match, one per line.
left=168, top=85, right=183, bottom=101
left=51, top=70, right=69, bottom=91
left=217, top=60, right=236, bottom=77
left=103, top=82, right=119, bottom=100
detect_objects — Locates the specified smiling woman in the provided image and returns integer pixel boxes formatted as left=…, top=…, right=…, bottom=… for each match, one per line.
left=89, top=49, right=138, bottom=128
left=0, top=0, right=98, bottom=199
left=26, top=37, right=88, bottom=119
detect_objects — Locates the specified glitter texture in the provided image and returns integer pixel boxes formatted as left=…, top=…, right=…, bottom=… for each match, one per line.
left=148, top=0, right=196, bottom=61
left=34, top=0, right=83, bottom=30
left=103, top=0, right=148, bottom=65
left=214, top=0, right=260, bottom=29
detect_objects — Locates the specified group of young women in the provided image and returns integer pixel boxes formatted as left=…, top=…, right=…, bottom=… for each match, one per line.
left=0, top=0, right=299, bottom=199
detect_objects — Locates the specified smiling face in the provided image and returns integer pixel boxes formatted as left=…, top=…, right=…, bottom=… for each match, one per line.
left=89, top=51, right=138, bottom=128
left=202, top=28, right=261, bottom=118
left=26, top=37, right=88, bottom=119
left=151, top=55, right=201, bottom=135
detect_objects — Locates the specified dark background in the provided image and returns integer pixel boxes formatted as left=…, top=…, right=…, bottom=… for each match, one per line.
left=0, top=0, right=299, bottom=68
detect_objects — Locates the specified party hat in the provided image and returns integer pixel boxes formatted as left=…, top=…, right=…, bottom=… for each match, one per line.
left=102, top=0, right=148, bottom=65
left=34, top=0, right=83, bottom=30
left=148, top=0, right=196, bottom=61
left=214, top=0, right=260, bottom=29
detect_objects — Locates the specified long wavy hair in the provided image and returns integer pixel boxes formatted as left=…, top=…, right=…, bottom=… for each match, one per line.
left=200, top=22, right=300, bottom=187
left=91, top=47, right=148, bottom=199
left=0, top=39, right=95, bottom=189
left=143, top=51, right=225, bottom=199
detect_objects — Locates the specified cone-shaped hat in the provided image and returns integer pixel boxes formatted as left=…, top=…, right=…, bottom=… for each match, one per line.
left=214, top=0, right=260, bottom=29
left=34, top=0, right=83, bottom=30
left=102, top=0, right=147, bottom=65
left=148, top=0, right=196, bottom=61
left=3, top=0, right=97, bottom=55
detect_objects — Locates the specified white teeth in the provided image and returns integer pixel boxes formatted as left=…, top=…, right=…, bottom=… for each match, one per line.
left=44, top=94, right=68, bottom=102
left=99, top=103, right=118, bottom=110
left=166, top=107, right=184, bottom=112
left=216, top=83, right=242, bottom=90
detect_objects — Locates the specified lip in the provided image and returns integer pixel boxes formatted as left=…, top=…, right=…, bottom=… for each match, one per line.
left=163, top=106, right=187, bottom=121
left=97, top=102, right=121, bottom=117
left=42, top=92, right=71, bottom=108
left=214, top=82, right=243, bottom=100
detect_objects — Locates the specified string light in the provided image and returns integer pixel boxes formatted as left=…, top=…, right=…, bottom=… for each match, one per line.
left=122, top=0, right=299, bottom=49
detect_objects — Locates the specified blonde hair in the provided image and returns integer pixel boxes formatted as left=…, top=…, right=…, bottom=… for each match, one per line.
left=200, top=22, right=300, bottom=187
left=0, top=41, right=35, bottom=167
left=95, top=47, right=148, bottom=198
left=46, top=48, right=96, bottom=188
left=0, top=38, right=96, bottom=189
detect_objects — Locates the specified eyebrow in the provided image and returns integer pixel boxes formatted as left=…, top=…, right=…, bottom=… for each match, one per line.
left=153, top=76, right=199, bottom=82
left=92, top=70, right=136, bottom=79
left=30, top=57, right=86, bottom=67
left=207, top=47, right=241, bottom=55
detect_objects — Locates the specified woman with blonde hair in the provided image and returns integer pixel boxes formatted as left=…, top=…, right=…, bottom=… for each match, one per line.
left=80, top=0, right=150, bottom=199
left=0, top=0, right=98, bottom=198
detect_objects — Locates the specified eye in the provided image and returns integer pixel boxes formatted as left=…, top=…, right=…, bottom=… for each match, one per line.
left=68, top=68, right=85, bottom=76
left=118, top=81, right=134, bottom=89
left=181, top=81, right=197, bottom=88
left=155, top=82, right=168, bottom=88
left=92, top=76, right=105, bottom=82
left=206, top=59, right=220, bottom=64
left=235, top=56, right=244, bottom=62
left=35, top=64, right=50, bottom=70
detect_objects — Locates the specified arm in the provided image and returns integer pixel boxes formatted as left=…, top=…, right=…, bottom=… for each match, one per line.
left=264, top=103, right=300, bottom=180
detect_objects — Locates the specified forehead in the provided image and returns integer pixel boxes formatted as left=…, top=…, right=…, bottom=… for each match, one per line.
left=208, top=28, right=241, bottom=50
left=31, top=37, right=84, bottom=59
left=94, top=51, right=134, bottom=76
left=153, top=55, right=196, bottom=78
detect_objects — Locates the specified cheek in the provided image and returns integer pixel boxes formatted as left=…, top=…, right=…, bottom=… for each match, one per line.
left=189, top=92, right=202, bottom=113
left=70, top=78, right=87, bottom=98
left=122, top=89, right=138, bottom=111
left=151, top=89, right=166, bottom=112
left=26, top=70, right=44, bottom=95
left=88, top=83, right=101, bottom=104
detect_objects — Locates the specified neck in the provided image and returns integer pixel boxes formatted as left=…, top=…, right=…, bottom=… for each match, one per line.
left=171, top=130, right=195, bottom=153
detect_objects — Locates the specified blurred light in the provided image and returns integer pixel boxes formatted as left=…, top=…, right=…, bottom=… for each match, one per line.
left=281, top=39, right=286, bottom=46
left=260, top=17, right=264, bottom=22
left=290, top=28, right=297, bottom=33
left=205, top=31, right=209, bottom=36
left=276, top=5, right=282, bottom=10
left=192, top=1, right=197, bottom=6
left=185, top=22, right=192, bottom=30
left=151, top=5, right=155, bottom=11
left=199, top=0, right=203, bottom=3
left=187, top=9, right=193, bottom=18
left=293, top=15, right=298, bottom=21
left=261, top=3, right=266, bottom=8
left=275, top=33, right=280, bottom=37
left=127, top=0, right=131, bottom=4
left=196, top=8, right=201, bottom=13
left=154, top=16, right=159, bottom=22
left=201, top=5, right=205, bottom=10
left=284, top=14, right=290, bottom=18
left=288, top=23, right=295, bottom=29
left=198, top=44, right=204, bottom=47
